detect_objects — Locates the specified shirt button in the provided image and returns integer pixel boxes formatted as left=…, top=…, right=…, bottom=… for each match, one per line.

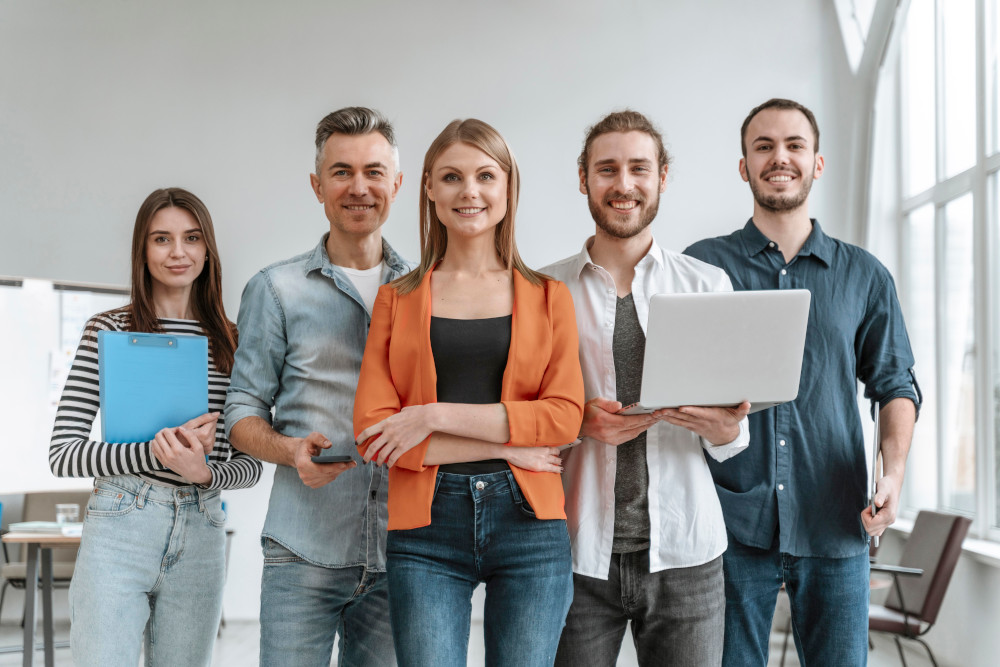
left=778, top=484, right=785, bottom=491
left=779, top=440, right=786, bottom=446
left=606, top=321, right=613, bottom=328
left=607, top=288, right=615, bottom=295
left=475, top=481, right=486, bottom=491
left=780, top=269, right=787, bottom=276
left=769, top=242, right=775, bottom=248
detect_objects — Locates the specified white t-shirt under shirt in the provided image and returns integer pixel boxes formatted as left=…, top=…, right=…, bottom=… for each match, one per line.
left=338, top=262, right=384, bottom=313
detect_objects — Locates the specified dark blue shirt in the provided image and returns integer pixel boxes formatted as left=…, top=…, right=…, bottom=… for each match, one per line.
left=685, top=220, right=919, bottom=558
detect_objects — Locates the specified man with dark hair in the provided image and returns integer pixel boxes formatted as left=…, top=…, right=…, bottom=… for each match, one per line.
left=225, top=106, right=407, bottom=666
left=685, top=98, right=920, bottom=666
left=544, top=110, right=750, bottom=666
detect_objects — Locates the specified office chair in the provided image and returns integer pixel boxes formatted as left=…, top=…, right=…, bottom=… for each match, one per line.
left=868, top=510, right=971, bottom=667
left=0, top=490, right=89, bottom=624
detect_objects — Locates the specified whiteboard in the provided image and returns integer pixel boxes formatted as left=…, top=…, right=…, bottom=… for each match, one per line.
left=0, top=278, right=128, bottom=494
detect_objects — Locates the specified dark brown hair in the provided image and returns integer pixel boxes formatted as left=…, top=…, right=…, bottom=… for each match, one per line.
left=393, top=119, right=546, bottom=295
left=123, top=187, right=237, bottom=374
left=740, top=98, right=820, bottom=157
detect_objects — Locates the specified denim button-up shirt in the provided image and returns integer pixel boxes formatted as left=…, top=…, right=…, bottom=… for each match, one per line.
left=685, top=220, right=920, bottom=558
left=225, top=235, right=410, bottom=569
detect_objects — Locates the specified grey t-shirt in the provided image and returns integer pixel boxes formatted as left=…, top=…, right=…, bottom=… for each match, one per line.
left=612, top=293, right=651, bottom=553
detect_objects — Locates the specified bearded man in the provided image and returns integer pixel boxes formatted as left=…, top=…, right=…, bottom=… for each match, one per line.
left=685, top=98, right=920, bottom=667
left=544, top=110, right=750, bottom=667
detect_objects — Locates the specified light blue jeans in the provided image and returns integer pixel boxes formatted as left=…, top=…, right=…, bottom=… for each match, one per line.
left=69, top=474, right=226, bottom=667
left=259, top=537, right=395, bottom=667
left=387, top=470, right=574, bottom=667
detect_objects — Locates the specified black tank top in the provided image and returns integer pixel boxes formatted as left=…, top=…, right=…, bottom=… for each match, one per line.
left=430, top=315, right=512, bottom=475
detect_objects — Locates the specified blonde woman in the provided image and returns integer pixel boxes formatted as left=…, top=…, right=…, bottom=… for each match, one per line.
left=354, top=119, right=584, bottom=666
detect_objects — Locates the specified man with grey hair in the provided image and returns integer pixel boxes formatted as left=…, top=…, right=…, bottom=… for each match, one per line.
left=226, top=106, right=408, bottom=666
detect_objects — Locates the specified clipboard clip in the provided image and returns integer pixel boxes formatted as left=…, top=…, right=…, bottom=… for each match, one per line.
left=129, top=334, right=178, bottom=348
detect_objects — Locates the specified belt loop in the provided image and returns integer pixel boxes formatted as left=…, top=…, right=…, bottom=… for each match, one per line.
left=505, top=469, right=522, bottom=503
left=136, top=482, right=151, bottom=509
left=197, top=488, right=206, bottom=512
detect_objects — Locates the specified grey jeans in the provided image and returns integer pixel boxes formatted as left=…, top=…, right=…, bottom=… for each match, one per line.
left=554, top=551, right=725, bottom=667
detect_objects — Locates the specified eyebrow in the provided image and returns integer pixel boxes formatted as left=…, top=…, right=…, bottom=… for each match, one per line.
left=148, top=228, right=202, bottom=236
left=752, top=135, right=809, bottom=145
left=593, top=157, right=654, bottom=167
left=434, top=163, right=499, bottom=173
left=328, top=161, right=389, bottom=172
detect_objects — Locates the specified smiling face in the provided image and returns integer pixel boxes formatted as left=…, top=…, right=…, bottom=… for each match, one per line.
left=144, top=206, right=206, bottom=294
left=740, top=108, right=824, bottom=213
left=310, top=131, right=402, bottom=239
left=580, top=131, right=667, bottom=239
left=425, top=141, right=509, bottom=240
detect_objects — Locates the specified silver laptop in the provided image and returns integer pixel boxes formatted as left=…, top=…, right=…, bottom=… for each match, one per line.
left=620, top=289, right=811, bottom=415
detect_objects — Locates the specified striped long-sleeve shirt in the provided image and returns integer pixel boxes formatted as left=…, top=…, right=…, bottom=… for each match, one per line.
left=49, top=309, right=261, bottom=490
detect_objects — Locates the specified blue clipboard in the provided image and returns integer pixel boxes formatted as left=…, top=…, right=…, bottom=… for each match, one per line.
left=98, top=331, right=208, bottom=443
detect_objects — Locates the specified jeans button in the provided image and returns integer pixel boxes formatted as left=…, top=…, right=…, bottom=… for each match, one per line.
left=475, top=481, right=486, bottom=491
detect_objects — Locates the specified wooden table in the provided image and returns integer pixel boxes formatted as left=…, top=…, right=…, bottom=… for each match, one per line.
left=1, top=532, right=80, bottom=667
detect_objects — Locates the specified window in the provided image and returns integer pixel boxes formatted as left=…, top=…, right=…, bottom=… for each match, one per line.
left=893, top=0, right=999, bottom=539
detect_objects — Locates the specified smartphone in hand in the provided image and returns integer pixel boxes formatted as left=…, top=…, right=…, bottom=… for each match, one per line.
left=311, top=455, right=354, bottom=464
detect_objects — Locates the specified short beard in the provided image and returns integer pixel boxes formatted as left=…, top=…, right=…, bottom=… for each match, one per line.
left=588, top=188, right=659, bottom=239
left=748, top=164, right=814, bottom=213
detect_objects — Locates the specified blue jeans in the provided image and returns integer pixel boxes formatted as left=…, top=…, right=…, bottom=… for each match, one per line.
left=69, top=475, right=226, bottom=667
left=259, top=537, right=395, bottom=667
left=555, top=552, right=725, bottom=667
left=721, top=533, right=870, bottom=666
left=387, top=470, right=574, bottom=667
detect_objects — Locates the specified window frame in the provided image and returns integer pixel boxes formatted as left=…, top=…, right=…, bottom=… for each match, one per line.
left=894, top=0, right=1000, bottom=542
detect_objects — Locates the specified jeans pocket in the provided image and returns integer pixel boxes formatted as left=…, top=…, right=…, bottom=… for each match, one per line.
left=262, top=537, right=304, bottom=564
left=507, top=474, right=537, bottom=518
left=85, top=486, right=138, bottom=518
left=516, top=497, right=537, bottom=518
left=204, top=505, right=226, bottom=527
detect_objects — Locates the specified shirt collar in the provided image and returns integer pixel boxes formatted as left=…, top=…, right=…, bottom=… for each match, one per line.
left=570, top=234, right=666, bottom=277
left=741, top=218, right=833, bottom=267
left=304, top=233, right=409, bottom=276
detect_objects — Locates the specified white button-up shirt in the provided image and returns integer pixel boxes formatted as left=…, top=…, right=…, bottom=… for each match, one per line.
left=543, top=237, right=749, bottom=579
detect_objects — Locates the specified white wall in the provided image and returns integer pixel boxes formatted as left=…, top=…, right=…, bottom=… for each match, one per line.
left=1, top=0, right=857, bottom=622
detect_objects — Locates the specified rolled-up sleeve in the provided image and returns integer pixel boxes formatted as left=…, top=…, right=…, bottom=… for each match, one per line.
left=502, top=281, right=585, bottom=447
left=856, top=270, right=921, bottom=416
left=225, top=271, right=287, bottom=438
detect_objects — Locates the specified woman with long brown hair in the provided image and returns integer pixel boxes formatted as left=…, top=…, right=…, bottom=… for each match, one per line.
left=49, top=187, right=261, bottom=666
left=354, top=119, right=584, bottom=666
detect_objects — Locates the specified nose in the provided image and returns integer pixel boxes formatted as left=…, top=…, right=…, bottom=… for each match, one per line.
left=614, top=170, right=634, bottom=193
left=772, top=145, right=792, bottom=165
left=348, top=172, right=369, bottom=196
left=169, top=239, right=185, bottom=257
left=460, top=179, right=479, bottom=199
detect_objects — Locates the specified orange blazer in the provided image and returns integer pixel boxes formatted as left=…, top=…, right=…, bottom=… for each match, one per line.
left=354, top=268, right=585, bottom=530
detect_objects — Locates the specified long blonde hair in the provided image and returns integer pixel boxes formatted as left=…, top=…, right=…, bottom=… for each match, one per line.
left=393, top=118, right=546, bottom=294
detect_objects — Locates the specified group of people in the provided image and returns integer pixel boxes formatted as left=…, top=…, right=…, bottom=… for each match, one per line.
left=49, top=99, right=920, bottom=667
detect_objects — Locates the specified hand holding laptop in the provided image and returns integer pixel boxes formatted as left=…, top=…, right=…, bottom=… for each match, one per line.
left=582, top=397, right=661, bottom=446
left=656, top=401, right=751, bottom=445
left=584, top=397, right=750, bottom=447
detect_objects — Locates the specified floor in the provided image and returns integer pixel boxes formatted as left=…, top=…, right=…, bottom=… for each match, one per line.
left=0, top=617, right=934, bottom=666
